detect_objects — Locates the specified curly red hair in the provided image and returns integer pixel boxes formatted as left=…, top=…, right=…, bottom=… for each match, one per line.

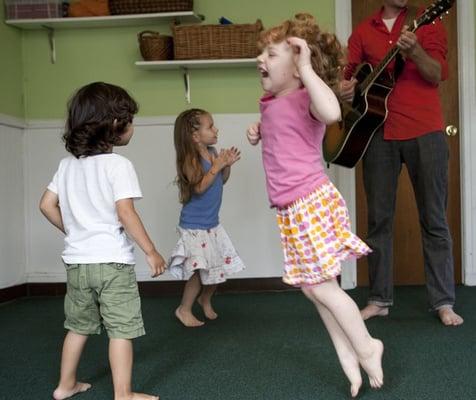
left=258, top=13, right=345, bottom=91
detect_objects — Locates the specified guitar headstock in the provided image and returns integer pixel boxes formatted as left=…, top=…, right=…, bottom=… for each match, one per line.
left=416, top=0, right=455, bottom=28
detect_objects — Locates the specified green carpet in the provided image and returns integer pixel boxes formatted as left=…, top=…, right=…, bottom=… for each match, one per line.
left=1, top=286, right=475, bottom=400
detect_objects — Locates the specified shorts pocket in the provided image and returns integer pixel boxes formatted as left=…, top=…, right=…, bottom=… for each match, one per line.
left=107, top=263, right=136, bottom=286
left=65, top=264, right=81, bottom=289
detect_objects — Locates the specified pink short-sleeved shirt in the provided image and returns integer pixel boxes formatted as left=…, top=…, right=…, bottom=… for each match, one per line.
left=259, top=87, right=328, bottom=208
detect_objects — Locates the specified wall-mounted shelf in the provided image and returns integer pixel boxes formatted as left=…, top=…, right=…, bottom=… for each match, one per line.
left=135, top=58, right=256, bottom=70
left=5, top=11, right=203, bottom=29
left=135, top=58, right=257, bottom=103
left=5, top=11, right=204, bottom=63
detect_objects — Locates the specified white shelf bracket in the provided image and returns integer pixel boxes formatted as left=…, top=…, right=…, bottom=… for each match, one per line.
left=45, top=26, right=56, bottom=64
left=181, top=67, right=191, bottom=104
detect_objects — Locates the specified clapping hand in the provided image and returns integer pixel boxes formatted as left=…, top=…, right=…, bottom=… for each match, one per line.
left=212, top=147, right=241, bottom=170
left=223, top=146, right=241, bottom=166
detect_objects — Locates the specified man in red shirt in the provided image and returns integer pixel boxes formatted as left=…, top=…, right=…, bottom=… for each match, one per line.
left=340, top=0, right=463, bottom=326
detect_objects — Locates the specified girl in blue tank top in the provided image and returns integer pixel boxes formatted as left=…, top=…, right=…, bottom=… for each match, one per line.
left=169, top=108, right=246, bottom=327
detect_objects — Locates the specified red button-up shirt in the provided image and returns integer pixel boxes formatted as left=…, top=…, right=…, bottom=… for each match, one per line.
left=344, top=7, right=448, bottom=140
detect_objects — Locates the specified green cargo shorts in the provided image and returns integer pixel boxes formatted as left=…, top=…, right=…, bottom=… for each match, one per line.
left=64, top=263, right=145, bottom=339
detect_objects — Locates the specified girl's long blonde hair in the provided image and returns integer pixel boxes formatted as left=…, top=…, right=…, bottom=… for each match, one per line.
left=174, top=108, right=209, bottom=204
left=258, top=13, right=345, bottom=91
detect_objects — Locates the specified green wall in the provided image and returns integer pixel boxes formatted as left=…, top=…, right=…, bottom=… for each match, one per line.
left=21, top=0, right=335, bottom=119
left=0, top=0, right=24, bottom=118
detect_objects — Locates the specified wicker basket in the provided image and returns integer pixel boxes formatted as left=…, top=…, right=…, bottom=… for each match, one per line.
left=5, top=0, right=63, bottom=19
left=172, top=19, right=263, bottom=60
left=138, top=31, right=173, bottom=61
left=109, top=0, right=192, bottom=15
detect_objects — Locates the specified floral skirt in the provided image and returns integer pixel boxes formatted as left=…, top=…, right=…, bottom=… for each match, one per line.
left=276, top=180, right=371, bottom=287
left=168, top=224, right=245, bottom=285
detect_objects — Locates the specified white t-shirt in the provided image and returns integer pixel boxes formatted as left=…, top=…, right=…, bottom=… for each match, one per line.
left=48, top=153, right=142, bottom=264
left=383, top=16, right=397, bottom=32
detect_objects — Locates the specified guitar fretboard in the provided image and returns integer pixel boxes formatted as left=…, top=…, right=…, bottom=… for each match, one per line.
left=358, top=18, right=420, bottom=92
left=354, top=0, right=454, bottom=92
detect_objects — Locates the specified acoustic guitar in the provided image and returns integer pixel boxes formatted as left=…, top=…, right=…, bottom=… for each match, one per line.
left=323, top=0, right=455, bottom=168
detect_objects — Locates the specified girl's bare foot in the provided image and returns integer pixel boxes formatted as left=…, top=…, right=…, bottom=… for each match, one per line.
left=175, top=306, right=204, bottom=327
left=197, top=296, right=218, bottom=320
left=351, top=380, right=362, bottom=398
left=438, top=307, right=464, bottom=326
left=359, top=338, right=384, bottom=389
left=53, top=382, right=91, bottom=400
left=360, top=304, right=389, bottom=320
left=116, top=392, right=159, bottom=400
left=339, top=353, right=362, bottom=398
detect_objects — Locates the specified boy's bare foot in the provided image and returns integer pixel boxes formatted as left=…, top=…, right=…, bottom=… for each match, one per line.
left=53, top=382, right=91, bottom=400
left=339, top=353, right=362, bottom=398
left=359, top=338, right=384, bottom=389
left=360, top=304, right=389, bottom=320
left=116, top=392, right=159, bottom=400
left=175, top=306, right=204, bottom=327
left=197, top=296, right=218, bottom=320
left=438, top=307, right=464, bottom=326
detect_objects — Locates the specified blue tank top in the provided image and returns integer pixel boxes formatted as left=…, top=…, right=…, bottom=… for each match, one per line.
left=179, top=153, right=223, bottom=230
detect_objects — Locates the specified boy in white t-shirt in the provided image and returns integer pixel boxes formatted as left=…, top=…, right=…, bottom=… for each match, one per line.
left=39, top=82, right=165, bottom=400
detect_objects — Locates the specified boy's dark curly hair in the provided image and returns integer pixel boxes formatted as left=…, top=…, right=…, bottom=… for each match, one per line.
left=63, top=82, right=138, bottom=158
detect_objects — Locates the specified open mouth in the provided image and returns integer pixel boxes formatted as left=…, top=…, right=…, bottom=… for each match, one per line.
left=258, top=67, right=269, bottom=78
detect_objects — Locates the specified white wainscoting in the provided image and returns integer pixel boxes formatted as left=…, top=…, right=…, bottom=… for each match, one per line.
left=25, top=114, right=285, bottom=282
left=0, top=115, right=26, bottom=289
left=22, top=114, right=359, bottom=284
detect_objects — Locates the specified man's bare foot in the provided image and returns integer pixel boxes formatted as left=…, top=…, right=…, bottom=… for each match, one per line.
left=359, top=338, right=384, bottom=389
left=360, top=304, right=389, bottom=321
left=116, top=392, right=159, bottom=400
left=175, top=306, right=204, bottom=327
left=438, top=307, right=464, bottom=326
left=197, top=296, right=218, bottom=320
left=339, top=353, right=362, bottom=398
left=52, top=382, right=91, bottom=400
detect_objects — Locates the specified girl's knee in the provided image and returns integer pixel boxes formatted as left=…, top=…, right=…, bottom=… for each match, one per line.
left=303, top=279, right=339, bottom=302
left=301, top=286, right=324, bottom=305
left=301, top=286, right=314, bottom=299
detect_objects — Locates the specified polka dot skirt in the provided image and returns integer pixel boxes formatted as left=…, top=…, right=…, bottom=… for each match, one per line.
left=276, top=180, right=371, bottom=287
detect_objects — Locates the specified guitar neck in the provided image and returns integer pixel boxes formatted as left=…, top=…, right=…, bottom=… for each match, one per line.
left=358, top=22, right=418, bottom=92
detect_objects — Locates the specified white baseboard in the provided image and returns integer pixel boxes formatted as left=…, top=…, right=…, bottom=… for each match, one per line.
left=26, top=271, right=66, bottom=283
left=25, top=270, right=181, bottom=283
left=0, top=278, right=26, bottom=290
left=24, top=270, right=282, bottom=283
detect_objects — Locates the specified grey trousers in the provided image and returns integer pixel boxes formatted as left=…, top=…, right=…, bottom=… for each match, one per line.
left=362, top=129, right=455, bottom=311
